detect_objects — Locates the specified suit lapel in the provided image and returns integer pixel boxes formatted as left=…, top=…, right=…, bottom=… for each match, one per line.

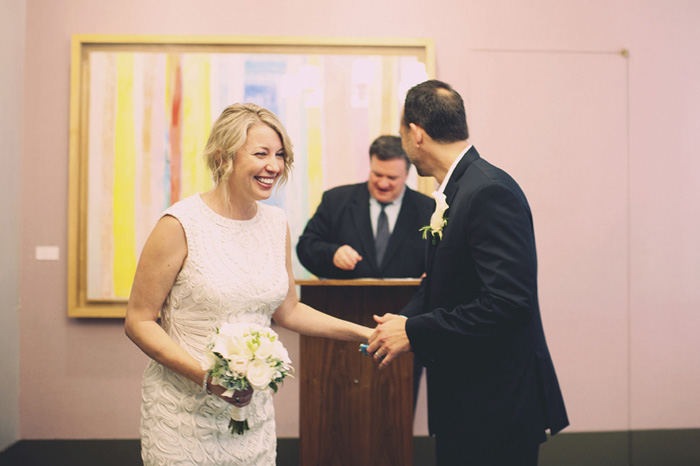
left=350, top=185, right=378, bottom=272
left=425, top=146, right=480, bottom=304
left=443, top=146, right=480, bottom=207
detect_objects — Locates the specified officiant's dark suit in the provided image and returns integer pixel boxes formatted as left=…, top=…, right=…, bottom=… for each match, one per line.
left=370, top=80, right=568, bottom=465
left=297, top=183, right=432, bottom=278
left=296, top=137, right=434, bottom=279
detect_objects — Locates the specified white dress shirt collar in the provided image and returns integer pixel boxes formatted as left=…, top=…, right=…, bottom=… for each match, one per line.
left=437, top=145, right=472, bottom=195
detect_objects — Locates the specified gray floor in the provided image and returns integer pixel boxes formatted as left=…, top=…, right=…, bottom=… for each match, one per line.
left=2, top=430, right=700, bottom=465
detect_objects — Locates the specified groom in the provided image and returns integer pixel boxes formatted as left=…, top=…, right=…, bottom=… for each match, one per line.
left=367, top=80, right=568, bottom=465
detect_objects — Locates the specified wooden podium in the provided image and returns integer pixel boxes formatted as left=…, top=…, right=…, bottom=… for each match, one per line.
left=297, top=279, right=420, bottom=466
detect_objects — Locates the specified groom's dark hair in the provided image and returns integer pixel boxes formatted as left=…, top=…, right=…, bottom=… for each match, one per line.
left=403, top=80, right=469, bottom=143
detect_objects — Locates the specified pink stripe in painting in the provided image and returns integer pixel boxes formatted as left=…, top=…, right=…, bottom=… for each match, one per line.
left=169, top=56, right=183, bottom=205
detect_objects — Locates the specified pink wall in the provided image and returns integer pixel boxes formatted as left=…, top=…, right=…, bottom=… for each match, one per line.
left=469, top=50, right=630, bottom=431
left=0, top=0, right=25, bottom=451
left=17, top=0, right=700, bottom=439
left=627, top=2, right=700, bottom=428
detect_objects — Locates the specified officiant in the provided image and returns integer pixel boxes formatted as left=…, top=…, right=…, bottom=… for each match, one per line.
left=296, top=135, right=434, bottom=280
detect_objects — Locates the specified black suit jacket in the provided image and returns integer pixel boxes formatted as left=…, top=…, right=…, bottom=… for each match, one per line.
left=297, top=183, right=434, bottom=278
left=403, top=147, right=568, bottom=448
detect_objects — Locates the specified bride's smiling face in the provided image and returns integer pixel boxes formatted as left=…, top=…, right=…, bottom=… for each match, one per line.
left=228, top=123, right=286, bottom=203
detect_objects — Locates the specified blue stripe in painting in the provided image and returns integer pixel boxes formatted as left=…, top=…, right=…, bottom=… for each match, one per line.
left=163, top=130, right=171, bottom=208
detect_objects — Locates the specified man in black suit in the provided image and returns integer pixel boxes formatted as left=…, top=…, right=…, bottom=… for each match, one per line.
left=368, top=80, right=568, bottom=465
left=296, top=135, right=434, bottom=280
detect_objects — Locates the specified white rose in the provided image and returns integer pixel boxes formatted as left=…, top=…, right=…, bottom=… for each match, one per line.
left=432, top=191, right=448, bottom=216
left=201, top=351, right=217, bottom=371
left=263, top=328, right=279, bottom=341
left=240, top=322, right=263, bottom=334
left=255, top=338, right=275, bottom=360
left=434, top=190, right=447, bottom=205
left=227, top=355, right=249, bottom=378
left=272, top=340, right=292, bottom=365
left=429, top=191, right=449, bottom=234
left=429, top=210, right=445, bottom=231
left=247, top=359, right=274, bottom=391
left=211, top=334, right=229, bottom=356
left=242, top=334, right=258, bottom=356
left=219, top=322, right=246, bottom=340
left=213, top=335, right=248, bottom=360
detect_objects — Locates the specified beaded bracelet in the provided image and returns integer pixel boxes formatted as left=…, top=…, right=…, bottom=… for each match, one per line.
left=202, top=370, right=212, bottom=395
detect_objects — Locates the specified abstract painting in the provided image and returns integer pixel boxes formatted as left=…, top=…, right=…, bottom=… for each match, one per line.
left=68, top=36, right=434, bottom=316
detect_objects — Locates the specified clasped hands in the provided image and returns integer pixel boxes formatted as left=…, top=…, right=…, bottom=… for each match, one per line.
left=366, top=313, right=411, bottom=369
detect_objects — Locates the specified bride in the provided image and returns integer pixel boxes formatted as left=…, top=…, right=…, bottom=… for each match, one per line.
left=125, top=103, right=372, bottom=465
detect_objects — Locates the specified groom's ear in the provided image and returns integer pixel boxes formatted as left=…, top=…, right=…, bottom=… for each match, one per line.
left=408, top=122, right=425, bottom=145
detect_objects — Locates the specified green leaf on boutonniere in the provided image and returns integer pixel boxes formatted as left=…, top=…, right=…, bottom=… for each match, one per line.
left=419, top=215, right=448, bottom=245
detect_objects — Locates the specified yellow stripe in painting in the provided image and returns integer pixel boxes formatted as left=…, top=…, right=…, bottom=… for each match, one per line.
left=306, top=107, right=323, bottom=208
left=197, top=57, right=213, bottom=194
left=307, top=106, right=323, bottom=211
left=307, top=56, right=324, bottom=211
left=113, top=53, right=137, bottom=298
left=381, top=57, right=399, bottom=135
left=182, top=54, right=212, bottom=197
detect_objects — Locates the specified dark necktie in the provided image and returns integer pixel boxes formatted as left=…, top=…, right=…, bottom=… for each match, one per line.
left=375, top=202, right=390, bottom=266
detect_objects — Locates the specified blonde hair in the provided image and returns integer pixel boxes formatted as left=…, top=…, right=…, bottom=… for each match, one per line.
left=204, top=103, right=294, bottom=194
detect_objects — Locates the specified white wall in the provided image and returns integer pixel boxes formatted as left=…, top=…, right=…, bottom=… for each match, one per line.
left=0, top=0, right=26, bottom=451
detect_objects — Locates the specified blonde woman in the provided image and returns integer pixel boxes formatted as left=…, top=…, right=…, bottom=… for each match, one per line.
left=125, top=103, right=372, bottom=465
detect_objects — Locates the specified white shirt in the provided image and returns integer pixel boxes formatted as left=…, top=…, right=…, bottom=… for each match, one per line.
left=369, top=187, right=406, bottom=237
left=436, top=145, right=473, bottom=195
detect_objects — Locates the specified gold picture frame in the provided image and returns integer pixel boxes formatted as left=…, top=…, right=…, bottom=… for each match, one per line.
left=67, top=34, right=435, bottom=317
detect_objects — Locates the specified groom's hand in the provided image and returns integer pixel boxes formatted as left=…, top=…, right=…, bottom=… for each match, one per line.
left=367, top=313, right=410, bottom=369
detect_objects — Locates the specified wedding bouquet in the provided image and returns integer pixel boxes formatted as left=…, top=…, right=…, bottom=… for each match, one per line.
left=202, top=322, right=293, bottom=434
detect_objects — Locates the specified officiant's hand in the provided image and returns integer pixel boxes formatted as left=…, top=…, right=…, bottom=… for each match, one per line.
left=211, top=384, right=254, bottom=407
left=333, top=245, right=363, bottom=270
left=367, top=313, right=410, bottom=369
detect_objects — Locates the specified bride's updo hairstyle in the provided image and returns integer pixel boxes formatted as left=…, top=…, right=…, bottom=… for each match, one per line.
left=204, top=103, right=294, bottom=190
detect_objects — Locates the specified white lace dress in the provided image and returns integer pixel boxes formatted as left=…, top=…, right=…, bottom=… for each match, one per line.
left=140, top=194, right=289, bottom=466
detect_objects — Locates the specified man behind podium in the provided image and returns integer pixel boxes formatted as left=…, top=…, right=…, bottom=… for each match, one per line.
left=368, top=80, right=569, bottom=465
left=296, top=135, right=433, bottom=279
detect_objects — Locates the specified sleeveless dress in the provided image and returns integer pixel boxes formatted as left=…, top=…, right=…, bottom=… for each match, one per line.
left=140, top=194, right=289, bottom=466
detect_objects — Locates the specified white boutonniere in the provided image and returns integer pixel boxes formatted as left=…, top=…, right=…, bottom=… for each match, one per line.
left=420, top=191, right=449, bottom=244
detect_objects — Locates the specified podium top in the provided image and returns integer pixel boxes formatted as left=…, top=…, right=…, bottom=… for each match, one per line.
left=296, top=278, right=421, bottom=287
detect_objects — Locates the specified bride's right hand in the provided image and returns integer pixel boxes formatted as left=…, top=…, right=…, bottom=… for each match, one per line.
left=210, top=383, right=254, bottom=407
